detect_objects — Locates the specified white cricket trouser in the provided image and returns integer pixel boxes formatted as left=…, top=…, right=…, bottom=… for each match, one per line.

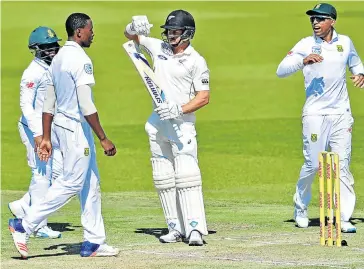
left=146, top=112, right=208, bottom=237
left=18, top=122, right=63, bottom=229
left=22, top=114, right=106, bottom=244
left=294, top=113, right=355, bottom=221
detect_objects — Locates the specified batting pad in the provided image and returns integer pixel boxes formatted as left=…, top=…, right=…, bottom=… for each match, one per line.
left=175, top=155, right=208, bottom=237
left=151, top=158, right=182, bottom=233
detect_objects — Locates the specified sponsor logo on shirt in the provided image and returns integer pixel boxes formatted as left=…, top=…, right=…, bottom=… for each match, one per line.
left=312, top=46, right=322, bottom=55
left=84, top=148, right=90, bottom=156
left=26, top=82, right=35, bottom=88
left=336, top=45, right=343, bottom=52
left=157, top=55, right=167, bottom=60
left=84, top=63, right=93, bottom=75
left=311, top=134, right=317, bottom=142
left=201, top=78, right=209, bottom=85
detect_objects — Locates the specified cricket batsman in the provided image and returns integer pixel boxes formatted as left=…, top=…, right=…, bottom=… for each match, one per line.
left=276, top=3, right=364, bottom=232
left=124, top=10, right=210, bottom=245
left=8, top=26, right=62, bottom=239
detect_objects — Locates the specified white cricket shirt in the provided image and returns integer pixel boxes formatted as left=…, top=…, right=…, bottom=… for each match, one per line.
left=276, top=30, right=364, bottom=116
left=19, top=58, right=50, bottom=137
left=139, top=36, right=210, bottom=122
left=49, top=41, right=95, bottom=122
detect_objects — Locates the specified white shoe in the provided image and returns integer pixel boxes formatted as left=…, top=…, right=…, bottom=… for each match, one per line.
left=8, top=201, right=26, bottom=218
left=189, top=230, right=203, bottom=246
left=9, top=219, right=29, bottom=258
left=294, top=209, right=309, bottom=228
left=93, top=244, right=119, bottom=257
left=159, top=230, right=182, bottom=243
left=341, top=221, right=356, bottom=233
left=34, top=226, right=61, bottom=239
left=80, top=241, right=119, bottom=257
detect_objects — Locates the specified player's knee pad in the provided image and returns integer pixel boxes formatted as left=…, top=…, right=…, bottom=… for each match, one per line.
left=151, top=157, right=175, bottom=190
left=174, top=155, right=207, bottom=237
left=174, top=155, right=201, bottom=189
left=151, top=157, right=183, bottom=233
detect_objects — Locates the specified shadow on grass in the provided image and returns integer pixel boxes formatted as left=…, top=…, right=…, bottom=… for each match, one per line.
left=12, top=242, right=82, bottom=259
left=284, top=217, right=363, bottom=227
left=47, top=222, right=82, bottom=232
left=135, top=228, right=216, bottom=245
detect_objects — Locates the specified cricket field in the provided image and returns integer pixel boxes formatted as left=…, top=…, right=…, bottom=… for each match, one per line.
left=1, top=1, right=364, bottom=268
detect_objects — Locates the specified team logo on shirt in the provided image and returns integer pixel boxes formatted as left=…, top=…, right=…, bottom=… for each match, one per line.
left=84, top=148, right=90, bottom=156
left=312, top=46, right=322, bottom=55
left=157, top=55, right=168, bottom=60
left=311, top=134, right=317, bottom=142
left=84, top=63, right=93, bottom=75
left=336, top=45, right=343, bottom=52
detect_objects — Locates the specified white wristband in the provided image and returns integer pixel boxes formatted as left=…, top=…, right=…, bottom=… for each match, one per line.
left=126, top=23, right=136, bottom=35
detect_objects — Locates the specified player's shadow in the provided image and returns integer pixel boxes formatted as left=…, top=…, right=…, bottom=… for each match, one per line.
left=47, top=222, right=82, bottom=232
left=284, top=217, right=363, bottom=227
left=12, top=242, right=82, bottom=259
left=135, top=228, right=216, bottom=245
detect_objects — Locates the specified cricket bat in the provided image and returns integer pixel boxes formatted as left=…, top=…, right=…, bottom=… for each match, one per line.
left=123, top=40, right=166, bottom=105
left=123, top=40, right=183, bottom=138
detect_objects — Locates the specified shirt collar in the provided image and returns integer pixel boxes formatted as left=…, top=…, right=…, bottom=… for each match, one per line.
left=64, top=40, right=84, bottom=50
left=173, top=44, right=193, bottom=57
left=33, top=57, right=49, bottom=70
left=313, top=29, right=339, bottom=44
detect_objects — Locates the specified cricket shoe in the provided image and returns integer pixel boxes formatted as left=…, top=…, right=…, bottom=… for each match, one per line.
left=8, top=218, right=29, bottom=258
left=8, top=201, right=26, bottom=218
left=189, top=230, right=203, bottom=246
left=341, top=221, right=356, bottom=233
left=159, top=230, right=182, bottom=243
left=80, top=241, right=119, bottom=257
left=294, top=208, right=309, bottom=228
left=33, top=225, right=62, bottom=239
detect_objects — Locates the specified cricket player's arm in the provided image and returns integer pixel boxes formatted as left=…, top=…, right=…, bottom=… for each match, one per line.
left=183, top=57, right=210, bottom=113
left=182, top=91, right=210, bottom=114
left=276, top=39, right=307, bottom=78
left=42, top=84, right=56, bottom=141
left=347, top=39, right=364, bottom=88
left=20, top=73, right=42, bottom=137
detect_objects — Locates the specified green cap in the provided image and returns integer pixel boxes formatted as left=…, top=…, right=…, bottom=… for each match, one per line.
left=306, top=3, right=337, bottom=20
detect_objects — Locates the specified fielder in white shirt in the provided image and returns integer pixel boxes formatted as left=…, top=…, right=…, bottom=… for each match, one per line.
left=276, top=3, right=364, bottom=232
left=9, top=13, right=119, bottom=258
left=8, top=26, right=62, bottom=239
left=125, top=10, right=210, bottom=246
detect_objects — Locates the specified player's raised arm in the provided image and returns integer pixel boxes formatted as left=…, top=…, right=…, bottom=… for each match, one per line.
left=276, top=39, right=318, bottom=78
left=124, top=15, right=153, bottom=44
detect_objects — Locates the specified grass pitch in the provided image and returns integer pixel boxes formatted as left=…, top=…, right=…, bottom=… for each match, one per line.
left=2, top=1, right=364, bottom=268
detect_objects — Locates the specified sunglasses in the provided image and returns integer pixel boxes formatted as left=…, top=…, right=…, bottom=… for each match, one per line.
left=310, top=16, right=332, bottom=23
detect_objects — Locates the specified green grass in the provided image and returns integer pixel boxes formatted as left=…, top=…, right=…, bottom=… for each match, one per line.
left=2, top=1, right=364, bottom=268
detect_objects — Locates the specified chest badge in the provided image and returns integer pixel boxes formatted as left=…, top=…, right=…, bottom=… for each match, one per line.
left=312, top=46, right=322, bottom=55
left=336, top=45, right=343, bottom=52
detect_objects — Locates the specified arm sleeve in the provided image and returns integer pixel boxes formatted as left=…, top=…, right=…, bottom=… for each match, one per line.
left=73, top=58, right=95, bottom=87
left=43, top=85, right=56, bottom=115
left=276, top=39, right=306, bottom=78
left=192, top=57, right=210, bottom=91
left=139, top=36, right=164, bottom=59
left=20, top=71, right=42, bottom=137
left=348, top=39, right=364, bottom=75
left=76, top=84, right=97, bottom=116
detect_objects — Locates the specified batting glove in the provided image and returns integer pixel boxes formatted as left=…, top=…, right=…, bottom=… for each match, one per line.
left=129, top=15, right=153, bottom=36
left=155, top=102, right=183, bottom=120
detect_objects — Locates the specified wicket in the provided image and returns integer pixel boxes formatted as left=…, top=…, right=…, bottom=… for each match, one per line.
left=318, top=151, right=341, bottom=247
